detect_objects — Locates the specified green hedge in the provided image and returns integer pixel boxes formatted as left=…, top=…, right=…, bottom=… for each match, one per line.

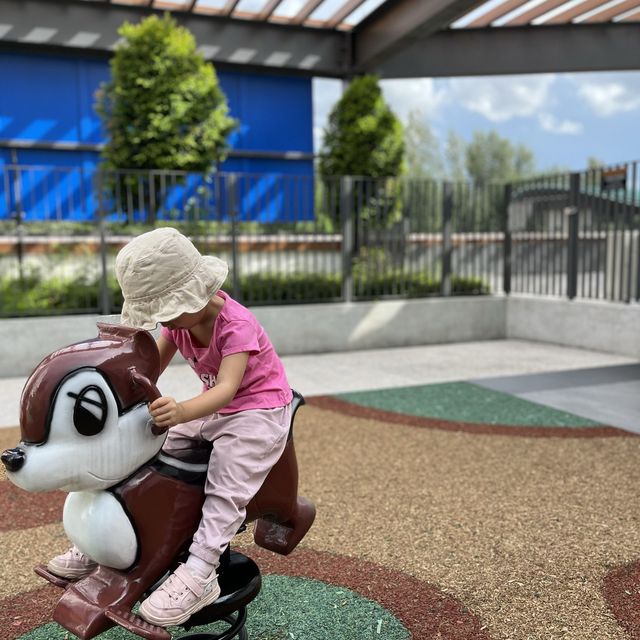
left=0, top=272, right=108, bottom=314
left=0, top=219, right=321, bottom=237
left=238, top=272, right=488, bottom=303
left=0, top=271, right=489, bottom=316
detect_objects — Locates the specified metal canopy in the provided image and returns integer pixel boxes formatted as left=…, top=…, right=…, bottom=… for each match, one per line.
left=0, top=0, right=638, bottom=77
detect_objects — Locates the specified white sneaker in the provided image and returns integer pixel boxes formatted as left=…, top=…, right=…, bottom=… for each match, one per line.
left=139, top=563, right=221, bottom=627
left=47, top=546, right=97, bottom=580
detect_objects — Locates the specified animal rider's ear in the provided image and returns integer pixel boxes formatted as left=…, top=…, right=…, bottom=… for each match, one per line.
left=130, top=331, right=161, bottom=383
left=96, top=323, right=161, bottom=384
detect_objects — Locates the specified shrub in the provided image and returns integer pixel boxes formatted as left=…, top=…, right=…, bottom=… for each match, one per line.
left=95, top=13, right=237, bottom=221
left=0, top=271, right=489, bottom=316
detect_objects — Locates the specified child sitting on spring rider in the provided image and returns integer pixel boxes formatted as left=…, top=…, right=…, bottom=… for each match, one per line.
left=1, top=227, right=314, bottom=639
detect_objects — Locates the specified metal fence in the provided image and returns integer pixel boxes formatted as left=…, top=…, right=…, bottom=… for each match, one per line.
left=508, top=161, right=640, bottom=303
left=0, top=162, right=638, bottom=317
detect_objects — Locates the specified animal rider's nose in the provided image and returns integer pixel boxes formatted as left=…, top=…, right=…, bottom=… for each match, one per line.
left=1, top=447, right=25, bottom=472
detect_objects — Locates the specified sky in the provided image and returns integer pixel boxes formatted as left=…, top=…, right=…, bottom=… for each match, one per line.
left=312, top=70, right=640, bottom=173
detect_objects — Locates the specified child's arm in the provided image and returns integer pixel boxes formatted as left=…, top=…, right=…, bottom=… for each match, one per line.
left=156, top=334, right=178, bottom=374
left=149, top=351, right=250, bottom=428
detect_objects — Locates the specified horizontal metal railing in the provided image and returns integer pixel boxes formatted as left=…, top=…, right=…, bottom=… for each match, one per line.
left=0, top=162, right=637, bottom=317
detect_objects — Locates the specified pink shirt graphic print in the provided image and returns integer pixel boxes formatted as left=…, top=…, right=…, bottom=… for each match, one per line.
left=160, top=291, right=292, bottom=413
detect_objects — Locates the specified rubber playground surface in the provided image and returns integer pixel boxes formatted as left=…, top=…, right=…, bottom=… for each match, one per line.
left=2, top=380, right=640, bottom=640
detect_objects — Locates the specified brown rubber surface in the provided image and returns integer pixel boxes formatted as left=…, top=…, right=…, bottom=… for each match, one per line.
left=1, top=400, right=639, bottom=639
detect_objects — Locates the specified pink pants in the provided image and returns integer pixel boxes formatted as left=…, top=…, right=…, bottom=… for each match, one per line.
left=162, top=403, right=291, bottom=568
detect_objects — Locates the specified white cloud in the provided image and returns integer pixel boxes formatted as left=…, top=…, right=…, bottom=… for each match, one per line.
left=449, top=75, right=556, bottom=122
left=538, top=113, right=583, bottom=135
left=312, top=125, right=326, bottom=153
left=380, top=78, right=449, bottom=124
left=574, top=73, right=640, bottom=116
left=312, top=78, right=343, bottom=151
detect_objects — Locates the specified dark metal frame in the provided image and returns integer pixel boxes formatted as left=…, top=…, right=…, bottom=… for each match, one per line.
left=2, top=0, right=638, bottom=78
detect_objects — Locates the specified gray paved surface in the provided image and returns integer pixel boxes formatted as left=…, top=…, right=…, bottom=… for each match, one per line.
left=473, top=364, right=640, bottom=433
left=1, top=339, right=636, bottom=431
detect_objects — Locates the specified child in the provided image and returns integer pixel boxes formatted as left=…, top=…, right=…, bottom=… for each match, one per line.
left=47, top=227, right=293, bottom=627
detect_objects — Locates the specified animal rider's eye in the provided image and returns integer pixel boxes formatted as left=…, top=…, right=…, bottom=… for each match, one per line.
left=68, top=386, right=107, bottom=436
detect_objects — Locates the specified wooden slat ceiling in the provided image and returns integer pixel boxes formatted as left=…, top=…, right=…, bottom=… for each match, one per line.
left=88, top=0, right=386, bottom=30
left=455, top=0, right=640, bottom=28
left=78, top=0, right=640, bottom=31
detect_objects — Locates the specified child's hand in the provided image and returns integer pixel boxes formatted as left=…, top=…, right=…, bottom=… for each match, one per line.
left=149, top=396, right=185, bottom=429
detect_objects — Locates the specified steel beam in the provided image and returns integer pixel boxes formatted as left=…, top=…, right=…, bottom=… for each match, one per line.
left=2, top=0, right=639, bottom=79
left=352, top=0, right=482, bottom=70
left=0, top=0, right=348, bottom=76
left=368, top=23, right=640, bottom=77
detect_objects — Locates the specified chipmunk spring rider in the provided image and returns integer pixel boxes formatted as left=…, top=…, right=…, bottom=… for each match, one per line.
left=1, top=323, right=315, bottom=640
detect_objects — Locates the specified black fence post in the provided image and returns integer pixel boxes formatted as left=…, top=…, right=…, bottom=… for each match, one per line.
left=227, top=174, right=241, bottom=301
left=96, top=169, right=111, bottom=315
left=340, top=176, right=354, bottom=303
left=12, top=164, right=25, bottom=282
left=502, top=183, right=512, bottom=295
left=636, top=219, right=640, bottom=303
left=566, top=172, right=580, bottom=300
left=441, top=181, right=453, bottom=297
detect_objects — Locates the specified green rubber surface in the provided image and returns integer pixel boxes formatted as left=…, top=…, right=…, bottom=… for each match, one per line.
left=337, top=382, right=603, bottom=427
left=18, top=575, right=409, bottom=640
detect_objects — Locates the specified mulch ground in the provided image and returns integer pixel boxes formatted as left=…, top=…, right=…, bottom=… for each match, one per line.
left=1, top=391, right=640, bottom=640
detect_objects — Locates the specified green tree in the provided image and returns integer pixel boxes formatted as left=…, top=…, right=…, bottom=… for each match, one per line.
left=318, top=74, right=405, bottom=265
left=513, top=144, right=536, bottom=180
left=402, top=111, right=444, bottom=233
left=95, top=13, right=237, bottom=218
left=445, top=130, right=467, bottom=182
left=319, top=75, right=404, bottom=179
left=539, top=164, right=570, bottom=177
left=404, top=110, right=444, bottom=179
left=465, top=130, right=535, bottom=185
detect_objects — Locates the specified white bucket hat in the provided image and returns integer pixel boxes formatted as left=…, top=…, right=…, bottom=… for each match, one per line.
left=115, top=227, right=229, bottom=330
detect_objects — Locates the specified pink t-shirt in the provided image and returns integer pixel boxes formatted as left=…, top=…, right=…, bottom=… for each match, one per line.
left=160, top=291, right=292, bottom=414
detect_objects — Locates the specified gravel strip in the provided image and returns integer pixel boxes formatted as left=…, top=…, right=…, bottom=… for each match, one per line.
left=0, top=484, right=65, bottom=532
left=0, top=523, right=68, bottom=599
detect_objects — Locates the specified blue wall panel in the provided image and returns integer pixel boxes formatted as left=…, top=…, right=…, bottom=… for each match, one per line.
left=0, top=52, right=314, bottom=221
left=218, top=71, right=313, bottom=153
left=0, top=54, right=109, bottom=144
left=0, top=150, right=99, bottom=221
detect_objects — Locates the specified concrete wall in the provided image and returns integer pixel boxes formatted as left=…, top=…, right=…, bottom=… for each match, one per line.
left=0, top=315, right=115, bottom=377
left=1, top=294, right=637, bottom=377
left=254, top=296, right=506, bottom=355
left=506, top=294, right=640, bottom=359
left=0, top=297, right=506, bottom=377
